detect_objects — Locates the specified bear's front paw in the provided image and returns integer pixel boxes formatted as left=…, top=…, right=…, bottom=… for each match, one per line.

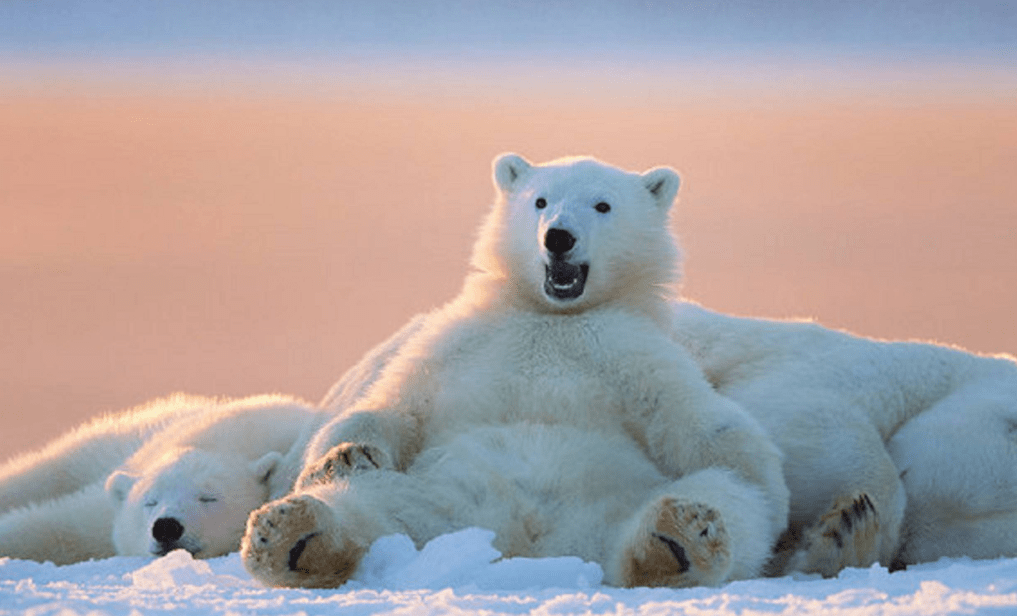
left=796, top=493, right=880, bottom=577
left=296, top=443, right=392, bottom=489
left=619, top=498, right=732, bottom=588
left=241, top=494, right=364, bottom=588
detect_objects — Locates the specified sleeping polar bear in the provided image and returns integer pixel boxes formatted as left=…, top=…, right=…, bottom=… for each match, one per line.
left=0, top=394, right=317, bottom=564
left=671, top=301, right=1017, bottom=576
left=240, top=154, right=791, bottom=589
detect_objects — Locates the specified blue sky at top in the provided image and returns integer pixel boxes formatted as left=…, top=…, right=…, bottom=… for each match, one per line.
left=2, top=0, right=1014, bottom=67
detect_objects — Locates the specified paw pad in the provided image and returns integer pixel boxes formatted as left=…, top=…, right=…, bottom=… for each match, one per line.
left=241, top=496, right=362, bottom=589
left=621, top=498, right=731, bottom=588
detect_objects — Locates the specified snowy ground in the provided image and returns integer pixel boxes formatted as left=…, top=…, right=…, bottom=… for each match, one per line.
left=3, top=528, right=1017, bottom=615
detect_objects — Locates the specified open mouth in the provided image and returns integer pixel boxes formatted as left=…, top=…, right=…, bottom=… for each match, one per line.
left=544, top=260, right=589, bottom=300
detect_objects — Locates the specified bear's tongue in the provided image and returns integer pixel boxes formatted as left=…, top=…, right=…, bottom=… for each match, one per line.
left=545, top=260, right=588, bottom=300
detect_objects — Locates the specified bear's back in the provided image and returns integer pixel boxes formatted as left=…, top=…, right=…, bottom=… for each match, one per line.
left=121, top=395, right=317, bottom=472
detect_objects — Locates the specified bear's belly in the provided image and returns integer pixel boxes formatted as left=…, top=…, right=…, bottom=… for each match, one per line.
left=410, top=424, right=666, bottom=561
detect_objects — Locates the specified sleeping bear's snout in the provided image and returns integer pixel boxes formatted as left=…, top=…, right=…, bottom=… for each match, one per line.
left=153, top=516, right=184, bottom=545
left=151, top=515, right=200, bottom=556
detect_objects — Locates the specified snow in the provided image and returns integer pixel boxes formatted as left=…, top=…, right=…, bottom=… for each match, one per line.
left=2, top=528, right=1016, bottom=615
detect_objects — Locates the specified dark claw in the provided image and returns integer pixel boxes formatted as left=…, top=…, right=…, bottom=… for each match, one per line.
left=852, top=497, right=867, bottom=518
left=826, top=529, right=844, bottom=549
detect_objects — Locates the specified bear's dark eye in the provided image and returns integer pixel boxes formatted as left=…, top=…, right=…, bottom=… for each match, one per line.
left=144, top=500, right=157, bottom=508
left=535, top=197, right=547, bottom=209
left=199, top=496, right=218, bottom=504
left=595, top=202, right=611, bottom=214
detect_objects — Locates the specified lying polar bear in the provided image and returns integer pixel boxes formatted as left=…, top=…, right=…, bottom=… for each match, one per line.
left=0, top=394, right=317, bottom=564
left=671, top=301, right=1017, bottom=576
left=240, top=154, right=791, bottom=589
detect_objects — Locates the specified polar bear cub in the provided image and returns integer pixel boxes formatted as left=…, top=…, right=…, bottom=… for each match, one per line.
left=0, top=394, right=317, bottom=564
left=241, top=154, right=790, bottom=589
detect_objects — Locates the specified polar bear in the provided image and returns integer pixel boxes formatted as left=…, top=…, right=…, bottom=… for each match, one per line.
left=0, top=394, right=317, bottom=564
left=670, top=301, right=1017, bottom=576
left=240, top=154, right=790, bottom=589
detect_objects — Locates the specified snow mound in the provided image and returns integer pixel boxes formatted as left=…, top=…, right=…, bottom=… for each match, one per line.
left=353, top=527, right=603, bottom=591
left=130, top=547, right=254, bottom=590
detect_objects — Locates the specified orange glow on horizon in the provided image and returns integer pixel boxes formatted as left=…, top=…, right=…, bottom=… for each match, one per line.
left=1, top=79, right=1015, bottom=462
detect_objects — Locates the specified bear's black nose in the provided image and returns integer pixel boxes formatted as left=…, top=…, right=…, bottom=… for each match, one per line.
left=152, top=517, right=185, bottom=545
left=544, top=228, right=576, bottom=256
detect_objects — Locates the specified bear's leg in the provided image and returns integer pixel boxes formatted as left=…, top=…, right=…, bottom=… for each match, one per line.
left=611, top=468, right=774, bottom=587
left=0, top=481, right=116, bottom=564
left=785, top=492, right=887, bottom=576
left=786, top=452, right=905, bottom=577
left=774, top=417, right=906, bottom=578
left=242, top=469, right=459, bottom=588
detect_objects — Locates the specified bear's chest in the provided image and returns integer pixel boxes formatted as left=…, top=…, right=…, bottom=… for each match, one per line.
left=426, top=314, right=631, bottom=431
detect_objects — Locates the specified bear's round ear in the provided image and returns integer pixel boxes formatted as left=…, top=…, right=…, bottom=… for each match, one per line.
left=105, top=471, right=136, bottom=503
left=493, top=153, right=533, bottom=194
left=251, top=452, right=283, bottom=485
left=641, top=166, right=681, bottom=211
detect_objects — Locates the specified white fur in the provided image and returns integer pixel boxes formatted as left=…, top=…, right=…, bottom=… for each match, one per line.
left=0, top=394, right=317, bottom=564
left=241, top=154, right=789, bottom=589
left=0, top=393, right=210, bottom=517
left=671, top=301, right=1017, bottom=572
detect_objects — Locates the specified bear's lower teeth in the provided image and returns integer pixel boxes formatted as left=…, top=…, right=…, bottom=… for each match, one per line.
left=545, top=261, right=588, bottom=300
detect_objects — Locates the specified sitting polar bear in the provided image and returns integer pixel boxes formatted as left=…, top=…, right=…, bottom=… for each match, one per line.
left=240, top=154, right=791, bottom=589
left=0, top=394, right=317, bottom=564
left=670, top=302, right=1017, bottom=576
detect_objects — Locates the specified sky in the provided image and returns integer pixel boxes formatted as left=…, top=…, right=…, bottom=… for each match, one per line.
left=2, top=1, right=1015, bottom=103
left=1, top=1, right=1015, bottom=462
left=2, top=1, right=1015, bottom=64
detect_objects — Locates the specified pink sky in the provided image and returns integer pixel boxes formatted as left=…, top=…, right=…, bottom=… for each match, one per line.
left=1, top=80, right=1015, bottom=462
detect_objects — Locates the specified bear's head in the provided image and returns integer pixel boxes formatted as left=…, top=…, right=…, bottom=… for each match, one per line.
left=105, top=447, right=281, bottom=559
left=472, top=154, right=682, bottom=314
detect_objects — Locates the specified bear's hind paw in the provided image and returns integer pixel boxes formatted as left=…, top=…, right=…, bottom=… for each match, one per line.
left=241, top=495, right=363, bottom=588
left=619, top=498, right=732, bottom=588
